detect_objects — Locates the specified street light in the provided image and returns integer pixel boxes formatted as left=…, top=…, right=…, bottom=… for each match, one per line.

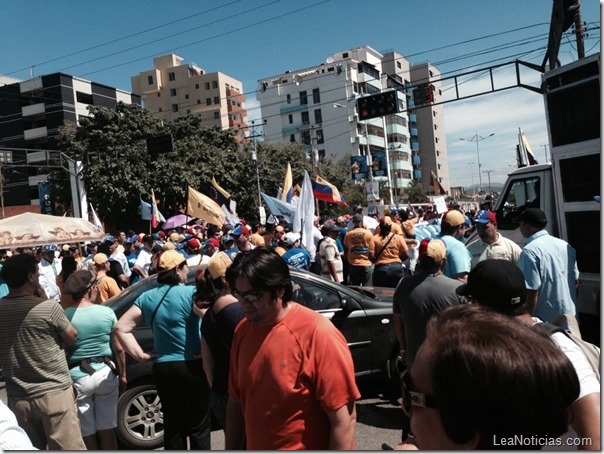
left=467, top=161, right=475, bottom=196
left=459, top=132, right=495, bottom=193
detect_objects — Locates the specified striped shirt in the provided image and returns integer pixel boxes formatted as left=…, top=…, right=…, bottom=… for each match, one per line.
left=0, top=295, right=73, bottom=398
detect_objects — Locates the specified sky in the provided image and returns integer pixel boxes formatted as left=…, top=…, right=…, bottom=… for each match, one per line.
left=1, top=0, right=601, bottom=189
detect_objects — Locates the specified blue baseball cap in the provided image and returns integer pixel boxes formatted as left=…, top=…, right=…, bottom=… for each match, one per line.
left=43, top=244, right=57, bottom=253
left=103, top=235, right=115, bottom=243
left=474, top=210, right=496, bottom=224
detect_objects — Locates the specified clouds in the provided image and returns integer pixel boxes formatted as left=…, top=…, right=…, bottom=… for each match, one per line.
left=444, top=64, right=549, bottom=187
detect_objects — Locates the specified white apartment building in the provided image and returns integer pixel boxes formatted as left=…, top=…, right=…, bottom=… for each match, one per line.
left=256, top=45, right=450, bottom=199
left=131, top=54, right=248, bottom=142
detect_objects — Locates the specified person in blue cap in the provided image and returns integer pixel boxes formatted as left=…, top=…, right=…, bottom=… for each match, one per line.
left=466, top=210, right=521, bottom=268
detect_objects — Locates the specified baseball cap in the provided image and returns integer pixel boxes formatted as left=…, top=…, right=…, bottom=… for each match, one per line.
left=158, top=250, right=186, bottom=272
left=43, top=244, right=57, bottom=253
left=162, top=242, right=176, bottom=251
left=456, top=259, right=526, bottom=310
left=275, top=225, right=285, bottom=233
left=204, top=238, right=220, bottom=249
left=441, top=210, right=465, bottom=227
left=64, top=270, right=96, bottom=296
left=187, top=238, right=201, bottom=249
left=515, top=208, right=547, bottom=226
left=207, top=251, right=232, bottom=280
left=474, top=210, right=496, bottom=224
left=93, top=253, right=109, bottom=265
left=103, top=235, right=116, bottom=244
left=418, top=239, right=446, bottom=263
left=222, top=234, right=234, bottom=244
left=169, top=232, right=180, bottom=242
left=232, top=225, right=250, bottom=237
left=353, top=213, right=363, bottom=223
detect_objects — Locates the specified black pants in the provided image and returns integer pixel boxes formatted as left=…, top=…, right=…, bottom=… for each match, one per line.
left=373, top=263, right=404, bottom=288
left=153, top=360, right=211, bottom=450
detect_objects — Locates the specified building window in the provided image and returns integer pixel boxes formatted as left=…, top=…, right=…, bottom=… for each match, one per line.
left=301, top=131, right=311, bottom=145
left=316, top=129, right=324, bottom=144
left=214, top=96, right=220, bottom=104
left=148, top=75, right=154, bottom=85
left=185, top=94, right=189, bottom=99
left=436, top=150, right=440, bottom=156
left=299, top=91, right=307, bottom=105
left=433, top=111, right=437, bottom=117
left=438, top=164, right=441, bottom=170
left=214, top=111, right=220, bottom=120
left=288, top=114, right=293, bottom=124
left=212, top=81, right=218, bottom=89
left=168, top=72, right=175, bottom=81
left=429, top=70, right=434, bottom=77
left=187, top=109, right=191, bottom=114
left=204, top=82, right=210, bottom=90
left=290, top=134, right=296, bottom=143
left=286, top=94, right=291, bottom=104
left=314, top=109, right=322, bottom=124
left=159, top=107, right=163, bottom=112
left=318, top=149, right=325, bottom=160
left=197, top=99, right=201, bottom=104
left=397, top=61, right=402, bottom=69
left=435, top=137, right=439, bottom=143
left=157, top=93, right=161, bottom=97
left=172, top=104, right=178, bottom=112
left=312, top=88, right=320, bottom=104
left=76, top=92, right=93, bottom=104
left=170, top=88, right=177, bottom=96
left=301, top=111, right=310, bottom=124
left=206, top=98, right=212, bottom=105
left=195, top=83, right=200, bottom=89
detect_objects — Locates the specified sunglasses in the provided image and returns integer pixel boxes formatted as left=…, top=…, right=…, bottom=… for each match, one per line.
left=401, top=371, right=439, bottom=416
left=232, top=289, right=265, bottom=304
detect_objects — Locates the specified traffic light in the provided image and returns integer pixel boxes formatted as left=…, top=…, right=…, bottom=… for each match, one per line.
left=423, top=83, right=434, bottom=103
left=357, top=90, right=399, bottom=121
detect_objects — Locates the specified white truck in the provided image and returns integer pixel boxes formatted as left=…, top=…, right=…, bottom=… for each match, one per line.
left=491, top=53, right=600, bottom=343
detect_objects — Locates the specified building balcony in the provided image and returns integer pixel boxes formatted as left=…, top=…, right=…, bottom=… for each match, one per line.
left=410, top=128, right=418, bottom=136
left=280, top=104, right=307, bottom=115
left=413, top=169, right=422, bottom=179
left=22, top=103, right=45, bottom=117
left=23, top=126, right=48, bottom=141
left=226, top=89, right=245, bottom=101
left=411, top=142, right=419, bottom=152
left=408, top=114, right=416, bottom=123
left=412, top=155, right=421, bottom=165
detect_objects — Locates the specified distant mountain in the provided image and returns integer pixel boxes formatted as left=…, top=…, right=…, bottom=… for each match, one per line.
left=465, top=183, right=504, bottom=194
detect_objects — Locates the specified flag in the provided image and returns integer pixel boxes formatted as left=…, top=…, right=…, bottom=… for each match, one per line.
left=140, top=198, right=166, bottom=222
left=187, top=186, right=225, bottom=227
left=280, top=162, right=293, bottom=203
left=293, top=171, right=316, bottom=259
left=261, top=192, right=296, bottom=223
left=519, top=128, right=539, bottom=166
left=89, top=204, right=104, bottom=233
left=151, top=190, right=160, bottom=228
left=313, top=175, right=348, bottom=206
left=430, top=170, right=447, bottom=195
left=208, top=176, right=231, bottom=207
left=222, top=204, right=240, bottom=226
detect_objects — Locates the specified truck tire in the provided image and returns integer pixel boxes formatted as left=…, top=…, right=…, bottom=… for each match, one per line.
left=116, top=383, right=164, bottom=449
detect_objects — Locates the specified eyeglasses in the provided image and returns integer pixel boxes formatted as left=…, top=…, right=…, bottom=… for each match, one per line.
left=401, top=371, right=439, bottom=416
left=232, top=289, right=265, bottom=304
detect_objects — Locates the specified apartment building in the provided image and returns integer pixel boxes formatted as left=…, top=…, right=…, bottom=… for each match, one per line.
left=131, top=54, right=248, bottom=142
left=256, top=45, right=450, bottom=200
left=0, top=73, right=140, bottom=214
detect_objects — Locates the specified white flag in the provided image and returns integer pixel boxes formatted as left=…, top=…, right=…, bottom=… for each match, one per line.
left=292, top=171, right=316, bottom=258
left=89, top=204, right=105, bottom=233
left=261, top=192, right=296, bottom=223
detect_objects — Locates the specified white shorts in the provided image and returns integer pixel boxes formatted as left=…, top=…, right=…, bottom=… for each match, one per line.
left=73, top=365, right=119, bottom=436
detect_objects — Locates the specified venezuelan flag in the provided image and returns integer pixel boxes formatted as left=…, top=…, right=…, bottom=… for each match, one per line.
left=313, top=175, right=348, bottom=206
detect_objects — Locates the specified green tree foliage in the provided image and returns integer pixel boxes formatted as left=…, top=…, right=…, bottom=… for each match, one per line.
left=401, top=179, right=429, bottom=203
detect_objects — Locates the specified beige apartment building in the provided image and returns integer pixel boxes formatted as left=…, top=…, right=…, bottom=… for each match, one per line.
left=131, top=54, right=248, bottom=142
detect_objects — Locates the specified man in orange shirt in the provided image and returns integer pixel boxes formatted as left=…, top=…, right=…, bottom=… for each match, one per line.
left=92, top=253, right=121, bottom=303
left=225, top=247, right=360, bottom=450
left=343, top=214, right=374, bottom=286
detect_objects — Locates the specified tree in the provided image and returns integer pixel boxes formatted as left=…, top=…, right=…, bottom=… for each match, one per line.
left=402, top=180, right=429, bottom=203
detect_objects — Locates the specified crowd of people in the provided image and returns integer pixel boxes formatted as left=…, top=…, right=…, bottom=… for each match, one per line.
left=0, top=201, right=599, bottom=450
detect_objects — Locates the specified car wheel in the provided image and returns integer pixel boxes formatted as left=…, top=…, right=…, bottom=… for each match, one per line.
left=117, top=383, right=164, bottom=449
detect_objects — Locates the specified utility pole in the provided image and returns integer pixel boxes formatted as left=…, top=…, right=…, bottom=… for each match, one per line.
left=483, top=169, right=494, bottom=195
left=460, top=132, right=495, bottom=194
left=574, top=3, right=585, bottom=59
left=540, top=144, right=549, bottom=163
left=248, top=120, right=265, bottom=207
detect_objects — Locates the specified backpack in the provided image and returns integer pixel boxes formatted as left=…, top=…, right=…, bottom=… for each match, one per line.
left=539, top=317, right=600, bottom=382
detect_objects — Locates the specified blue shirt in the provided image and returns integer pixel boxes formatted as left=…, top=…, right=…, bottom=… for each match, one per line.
left=518, top=230, right=579, bottom=322
left=282, top=247, right=311, bottom=270
left=436, top=235, right=472, bottom=279
left=134, top=284, right=200, bottom=363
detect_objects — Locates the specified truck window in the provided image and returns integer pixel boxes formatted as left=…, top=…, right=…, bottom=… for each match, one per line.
left=559, top=154, right=600, bottom=202
left=495, top=177, right=540, bottom=230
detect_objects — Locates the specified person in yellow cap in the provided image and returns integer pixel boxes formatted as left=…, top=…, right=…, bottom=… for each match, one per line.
left=114, top=250, right=210, bottom=450
left=92, top=253, right=121, bottom=303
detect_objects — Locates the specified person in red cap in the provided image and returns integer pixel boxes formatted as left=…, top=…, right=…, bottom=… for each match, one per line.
left=232, top=224, right=254, bottom=254
left=185, top=238, right=206, bottom=267
left=466, top=210, right=521, bottom=268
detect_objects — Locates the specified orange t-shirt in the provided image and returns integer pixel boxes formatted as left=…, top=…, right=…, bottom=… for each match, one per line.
left=370, top=233, right=409, bottom=265
left=343, top=228, right=373, bottom=266
left=95, top=275, right=121, bottom=303
left=229, top=303, right=360, bottom=450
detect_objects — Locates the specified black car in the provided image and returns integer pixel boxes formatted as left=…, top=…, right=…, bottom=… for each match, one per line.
left=104, top=266, right=397, bottom=449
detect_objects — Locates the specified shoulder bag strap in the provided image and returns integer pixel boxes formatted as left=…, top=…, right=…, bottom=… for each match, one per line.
left=373, top=234, right=396, bottom=263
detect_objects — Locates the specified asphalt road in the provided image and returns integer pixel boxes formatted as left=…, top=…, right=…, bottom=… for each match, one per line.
left=1, top=378, right=404, bottom=450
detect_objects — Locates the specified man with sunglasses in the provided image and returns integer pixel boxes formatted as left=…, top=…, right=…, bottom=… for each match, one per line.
left=466, top=210, right=521, bottom=268
left=225, top=247, right=360, bottom=450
